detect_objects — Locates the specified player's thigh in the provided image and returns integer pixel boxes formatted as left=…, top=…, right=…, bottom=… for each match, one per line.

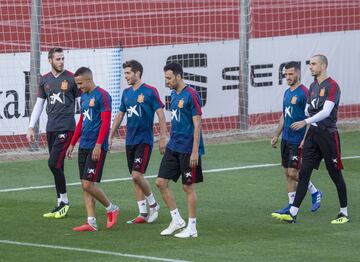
left=48, top=131, right=73, bottom=168
left=158, top=148, right=181, bottom=182
left=301, top=127, right=322, bottom=169
left=281, top=140, right=290, bottom=168
left=132, top=143, right=152, bottom=174
left=80, top=148, right=107, bottom=183
left=126, top=145, right=136, bottom=174
left=318, top=130, right=343, bottom=171
left=179, top=153, right=203, bottom=185
left=287, top=143, right=301, bottom=169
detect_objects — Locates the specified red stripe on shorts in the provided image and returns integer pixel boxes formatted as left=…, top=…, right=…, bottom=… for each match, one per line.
left=140, top=144, right=150, bottom=173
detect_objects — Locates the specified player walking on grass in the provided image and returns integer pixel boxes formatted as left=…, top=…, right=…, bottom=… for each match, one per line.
left=27, top=47, right=80, bottom=219
left=156, top=63, right=204, bottom=238
left=66, top=67, right=119, bottom=231
left=109, top=60, right=166, bottom=224
left=271, top=61, right=322, bottom=218
left=277, top=55, right=349, bottom=224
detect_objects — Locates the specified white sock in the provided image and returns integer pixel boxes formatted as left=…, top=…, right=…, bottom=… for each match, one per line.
left=288, top=192, right=296, bottom=204
left=105, top=203, right=114, bottom=212
left=289, top=206, right=299, bottom=216
left=188, top=217, right=197, bottom=230
left=137, top=200, right=147, bottom=215
left=146, top=192, right=156, bottom=206
left=340, top=207, right=348, bottom=216
left=87, top=217, right=97, bottom=227
left=307, top=181, right=318, bottom=194
left=60, top=193, right=69, bottom=204
left=170, top=208, right=182, bottom=221
left=57, top=198, right=61, bottom=206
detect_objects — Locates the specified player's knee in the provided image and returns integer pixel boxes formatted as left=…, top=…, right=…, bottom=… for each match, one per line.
left=182, top=184, right=194, bottom=194
left=81, top=181, right=93, bottom=191
left=132, top=172, right=142, bottom=184
left=155, top=178, right=166, bottom=190
left=288, top=169, right=298, bottom=180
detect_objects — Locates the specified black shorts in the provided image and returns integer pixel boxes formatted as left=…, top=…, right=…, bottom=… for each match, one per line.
left=158, top=148, right=203, bottom=185
left=301, top=125, right=343, bottom=171
left=281, top=140, right=301, bottom=169
left=78, top=148, right=107, bottom=182
left=46, top=131, right=73, bottom=169
left=126, top=143, right=152, bottom=174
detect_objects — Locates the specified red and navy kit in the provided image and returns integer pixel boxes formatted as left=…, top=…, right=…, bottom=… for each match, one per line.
left=75, top=87, right=112, bottom=151
left=307, top=77, right=340, bottom=133
left=119, top=83, right=164, bottom=147
left=167, top=86, right=204, bottom=155
left=38, top=70, right=80, bottom=132
left=282, top=84, right=308, bottom=144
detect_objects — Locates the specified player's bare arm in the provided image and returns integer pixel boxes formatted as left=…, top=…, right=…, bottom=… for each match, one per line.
left=156, top=108, right=167, bottom=154
left=271, top=113, right=284, bottom=148
left=108, top=111, right=125, bottom=151
left=190, top=115, right=201, bottom=168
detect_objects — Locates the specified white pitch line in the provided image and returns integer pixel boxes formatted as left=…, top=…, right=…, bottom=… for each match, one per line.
left=1, top=156, right=359, bottom=193
left=0, top=240, right=190, bottom=262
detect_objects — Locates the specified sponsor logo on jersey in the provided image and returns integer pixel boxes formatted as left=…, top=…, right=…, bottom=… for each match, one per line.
left=291, top=96, right=297, bottom=105
left=319, top=88, right=325, bottom=97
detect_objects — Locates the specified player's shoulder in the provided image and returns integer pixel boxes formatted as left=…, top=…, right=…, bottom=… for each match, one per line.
left=122, top=86, right=132, bottom=94
left=96, top=86, right=110, bottom=97
left=184, top=86, right=200, bottom=100
left=142, top=83, right=160, bottom=95
left=40, top=71, right=52, bottom=82
left=325, top=77, right=339, bottom=87
left=63, top=70, right=74, bottom=77
left=298, top=84, right=309, bottom=95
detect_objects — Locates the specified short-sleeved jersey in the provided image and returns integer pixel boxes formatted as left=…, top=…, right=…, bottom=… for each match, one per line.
left=38, top=70, right=80, bottom=132
left=80, top=87, right=112, bottom=151
left=307, top=77, right=340, bottom=133
left=282, top=84, right=309, bottom=144
left=120, top=83, right=164, bottom=147
left=167, top=86, right=205, bottom=155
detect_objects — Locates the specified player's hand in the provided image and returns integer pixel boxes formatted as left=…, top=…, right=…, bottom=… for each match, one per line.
left=190, top=151, right=199, bottom=168
left=26, top=127, right=35, bottom=143
left=159, top=136, right=166, bottom=155
left=92, top=144, right=102, bottom=161
left=66, top=144, right=74, bottom=159
left=108, top=136, right=113, bottom=152
left=291, top=120, right=306, bottom=131
left=270, top=136, right=278, bottom=148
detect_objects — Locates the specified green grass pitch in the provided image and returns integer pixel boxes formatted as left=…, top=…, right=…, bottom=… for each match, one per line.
left=0, top=130, right=359, bottom=261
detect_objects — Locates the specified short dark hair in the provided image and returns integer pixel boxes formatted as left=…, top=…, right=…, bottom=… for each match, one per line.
left=163, top=63, right=183, bottom=78
left=48, top=47, right=63, bottom=59
left=74, top=67, right=93, bottom=78
left=122, top=59, right=143, bottom=78
left=312, top=54, right=328, bottom=67
left=284, top=61, right=300, bottom=71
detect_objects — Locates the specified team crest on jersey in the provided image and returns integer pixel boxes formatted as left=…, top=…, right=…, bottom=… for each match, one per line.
left=89, top=98, right=95, bottom=107
left=60, top=80, right=68, bottom=91
left=291, top=96, right=297, bottom=105
left=319, top=88, right=325, bottom=97
left=178, top=99, right=184, bottom=108
left=137, top=93, right=144, bottom=103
